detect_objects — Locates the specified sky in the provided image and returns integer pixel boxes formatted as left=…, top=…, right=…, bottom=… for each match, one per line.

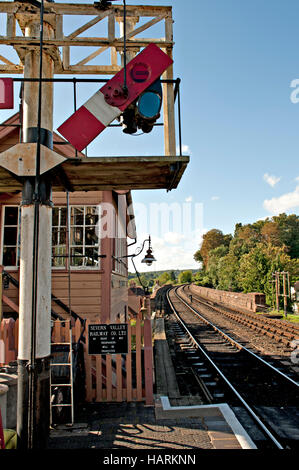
left=0, top=0, right=299, bottom=273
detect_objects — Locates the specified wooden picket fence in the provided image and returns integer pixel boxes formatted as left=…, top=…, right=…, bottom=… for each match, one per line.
left=84, top=317, right=153, bottom=405
left=0, top=318, right=83, bottom=365
left=0, top=317, right=18, bottom=365
left=0, top=316, right=154, bottom=405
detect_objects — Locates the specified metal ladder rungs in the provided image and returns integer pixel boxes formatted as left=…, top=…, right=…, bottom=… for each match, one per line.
left=51, top=383, right=72, bottom=387
left=50, top=324, right=74, bottom=426
left=51, top=404, right=72, bottom=407
left=50, top=363, right=71, bottom=367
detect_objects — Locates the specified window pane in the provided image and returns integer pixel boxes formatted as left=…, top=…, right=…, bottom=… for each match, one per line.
left=85, top=227, right=98, bottom=245
left=4, top=207, right=18, bottom=226
left=52, top=228, right=58, bottom=245
left=4, top=227, right=18, bottom=245
left=3, top=247, right=17, bottom=266
left=85, top=247, right=98, bottom=266
left=85, top=207, right=99, bottom=225
left=71, top=207, right=84, bottom=226
left=53, top=207, right=67, bottom=227
left=59, top=207, right=67, bottom=226
left=71, top=227, right=83, bottom=245
left=70, top=247, right=84, bottom=266
left=52, top=228, right=67, bottom=246
left=52, top=246, right=66, bottom=267
left=52, top=207, right=59, bottom=226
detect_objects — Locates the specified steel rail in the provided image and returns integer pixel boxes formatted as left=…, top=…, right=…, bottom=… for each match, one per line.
left=180, top=286, right=299, bottom=388
left=167, top=286, right=285, bottom=449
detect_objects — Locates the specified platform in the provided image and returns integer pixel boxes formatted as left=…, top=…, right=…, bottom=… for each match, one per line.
left=48, top=317, right=256, bottom=451
left=0, top=155, right=189, bottom=193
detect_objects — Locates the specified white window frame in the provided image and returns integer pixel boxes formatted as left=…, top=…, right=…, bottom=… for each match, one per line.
left=1, top=205, right=21, bottom=270
left=112, top=209, right=127, bottom=276
left=68, top=205, right=101, bottom=270
left=1, top=204, right=101, bottom=271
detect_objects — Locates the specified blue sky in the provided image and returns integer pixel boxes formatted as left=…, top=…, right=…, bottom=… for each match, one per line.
left=0, top=0, right=299, bottom=272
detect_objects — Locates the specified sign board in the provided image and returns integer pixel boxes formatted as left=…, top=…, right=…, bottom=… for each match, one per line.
left=88, top=323, right=128, bottom=355
left=0, top=78, right=13, bottom=109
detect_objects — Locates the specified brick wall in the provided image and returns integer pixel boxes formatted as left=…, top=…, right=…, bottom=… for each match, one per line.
left=189, top=284, right=266, bottom=313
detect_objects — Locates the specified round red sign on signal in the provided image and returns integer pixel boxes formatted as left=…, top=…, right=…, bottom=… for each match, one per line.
left=130, top=63, right=150, bottom=83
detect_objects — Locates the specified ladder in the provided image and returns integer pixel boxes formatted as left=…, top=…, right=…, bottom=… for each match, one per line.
left=50, top=321, right=74, bottom=426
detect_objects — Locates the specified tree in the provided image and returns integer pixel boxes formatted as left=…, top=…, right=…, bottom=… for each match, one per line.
left=178, top=270, right=193, bottom=284
left=192, top=214, right=299, bottom=304
left=206, top=245, right=229, bottom=287
left=196, top=229, right=231, bottom=268
left=237, top=244, right=270, bottom=294
left=217, top=253, right=240, bottom=291
left=158, top=271, right=171, bottom=285
left=272, top=213, right=299, bottom=258
left=261, top=221, right=281, bottom=246
left=193, top=249, right=203, bottom=264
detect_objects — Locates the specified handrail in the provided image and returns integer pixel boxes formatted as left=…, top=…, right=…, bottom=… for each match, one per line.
left=1, top=267, right=84, bottom=325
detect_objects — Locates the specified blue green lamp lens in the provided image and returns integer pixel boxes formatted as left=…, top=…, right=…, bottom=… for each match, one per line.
left=137, top=92, right=161, bottom=119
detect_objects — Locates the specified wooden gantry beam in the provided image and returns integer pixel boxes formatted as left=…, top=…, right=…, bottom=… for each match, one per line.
left=0, top=155, right=189, bottom=192
left=0, top=2, right=177, bottom=158
left=0, top=2, right=174, bottom=75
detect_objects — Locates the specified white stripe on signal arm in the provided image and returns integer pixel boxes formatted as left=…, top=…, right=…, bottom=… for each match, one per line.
left=84, top=90, right=121, bottom=127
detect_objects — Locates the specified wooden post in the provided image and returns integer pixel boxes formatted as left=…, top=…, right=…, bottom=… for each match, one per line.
left=275, top=272, right=280, bottom=312
left=126, top=317, right=132, bottom=402
left=163, top=16, right=176, bottom=156
left=143, top=296, right=153, bottom=405
left=116, top=15, right=140, bottom=65
left=84, top=320, right=93, bottom=402
left=17, top=15, right=55, bottom=450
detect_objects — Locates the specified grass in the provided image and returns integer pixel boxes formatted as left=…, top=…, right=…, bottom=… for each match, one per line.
left=261, top=309, right=299, bottom=323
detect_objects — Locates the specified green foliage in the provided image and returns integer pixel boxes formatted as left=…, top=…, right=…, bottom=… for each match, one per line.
left=128, top=269, right=197, bottom=289
left=193, top=213, right=299, bottom=307
left=217, top=253, right=240, bottom=291
left=196, top=229, right=231, bottom=268
left=178, top=270, right=193, bottom=284
left=158, top=271, right=171, bottom=285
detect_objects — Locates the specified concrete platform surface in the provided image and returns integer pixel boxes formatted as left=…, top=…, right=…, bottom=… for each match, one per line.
left=48, top=397, right=255, bottom=450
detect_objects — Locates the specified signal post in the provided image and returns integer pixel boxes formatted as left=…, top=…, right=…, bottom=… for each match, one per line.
left=18, top=9, right=55, bottom=449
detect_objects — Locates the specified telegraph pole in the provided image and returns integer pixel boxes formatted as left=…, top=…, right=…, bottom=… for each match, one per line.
left=272, top=271, right=290, bottom=318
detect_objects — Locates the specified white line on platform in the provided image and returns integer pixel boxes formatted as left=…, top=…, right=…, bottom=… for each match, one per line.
left=159, top=396, right=257, bottom=449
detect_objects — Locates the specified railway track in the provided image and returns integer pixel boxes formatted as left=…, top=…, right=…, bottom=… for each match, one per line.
left=187, top=284, right=299, bottom=349
left=166, top=285, right=299, bottom=450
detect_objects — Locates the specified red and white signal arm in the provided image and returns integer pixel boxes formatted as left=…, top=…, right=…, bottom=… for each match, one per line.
left=0, top=78, right=14, bottom=109
left=57, top=44, right=173, bottom=151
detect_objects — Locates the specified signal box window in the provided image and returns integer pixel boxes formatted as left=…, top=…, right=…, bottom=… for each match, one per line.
left=1, top=205, right=100, bottom=270
left=70, top=206, right=99, bottom=268
left=2, top=206, right=20, bottom=267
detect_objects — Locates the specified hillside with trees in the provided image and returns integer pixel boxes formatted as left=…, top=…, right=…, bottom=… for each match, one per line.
left=193, top=213, right=299, bottom=306
left=128, top=269, right=197, bottom=290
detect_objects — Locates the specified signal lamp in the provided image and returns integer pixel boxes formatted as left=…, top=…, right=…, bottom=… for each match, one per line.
left=137, top=79, right=162, bottom=121
left=120, top=78, right=163, bottom=135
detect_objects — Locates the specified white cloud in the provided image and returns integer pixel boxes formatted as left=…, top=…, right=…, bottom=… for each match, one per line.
left=263, top=183, right=299, bottom=214
left=263, top=173, right=281, bottom=187
left=211, top=196, right=220, bottom=201
left=295, top=176, right=299, bottom=183
left=176, top=144, right=190, bottom=155
left=130, top=231, right=199, bottom=272
left=185, top=196, right=192, bottom=203
left=163, top=231, right=185, bottom=245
